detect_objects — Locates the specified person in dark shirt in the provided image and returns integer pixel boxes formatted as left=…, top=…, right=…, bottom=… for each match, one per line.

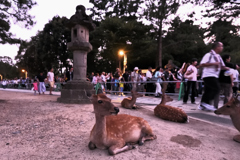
left=65, top=67, right=74, bottom=82
left=88, top=72, right=94, bottom=82
left=113, top=68, right=121, bottom=94
left=37, top=72, right=46, bottom=95
left=214, top=54, right=234, bottom=108
left=122, top=70, right=131, bottom=91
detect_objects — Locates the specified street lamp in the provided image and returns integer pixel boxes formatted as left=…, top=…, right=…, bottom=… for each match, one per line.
left=22, top=69, right=28, bottom=79
left=118, top=50, right=127, bottom=73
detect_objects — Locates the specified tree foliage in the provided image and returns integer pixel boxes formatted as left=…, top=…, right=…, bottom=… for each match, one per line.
left=0, top=0, right=36, bottom=44
left=89, top=0, right=143, bottom=21
left=163, top=17, right=207, bottom=66
left=0, top=57, right=19, bottom=79
left=205, top=0, right=240, bottom=20
left=15, top=16, right=72, bottom=76
left=143, top=0, right=181, bottom=67
left=88, top=17, right=156, bottom=73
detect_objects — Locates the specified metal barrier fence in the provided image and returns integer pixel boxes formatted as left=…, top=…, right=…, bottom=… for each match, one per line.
left=0, top=82, right=65, bottom=92
left=1, top=80, right=238, bottom=100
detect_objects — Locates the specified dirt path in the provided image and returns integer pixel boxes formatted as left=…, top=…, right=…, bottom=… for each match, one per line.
left=0, top=91, right=239, bottom=160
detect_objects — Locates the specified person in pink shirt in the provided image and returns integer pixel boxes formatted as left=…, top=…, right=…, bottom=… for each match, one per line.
left=33, top=79, right=38, bottom=95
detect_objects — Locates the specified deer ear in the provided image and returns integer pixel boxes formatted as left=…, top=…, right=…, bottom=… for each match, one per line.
left=90, top=94, right=97, bottom=101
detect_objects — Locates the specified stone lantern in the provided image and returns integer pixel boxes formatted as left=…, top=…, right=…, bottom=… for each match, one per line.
left=57, top=5, right=95, bottom=104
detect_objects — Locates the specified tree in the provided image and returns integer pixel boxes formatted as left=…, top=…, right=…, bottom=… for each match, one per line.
left=0, top=57, right=19, bottom=79
left=204, top=0, right=240, bottom=20
left=205, top=19, right=240, bottom=51
left=15, top=16, right=72, bottom=76
left=143, top=0, right=181, bottom=67
left=89, top=0, right=143, bottom=21
left=88, top=17, right=156, bottom=73
left=162, top=17, right=207, bottom=66
left=0, top=0, right=36, bottom=44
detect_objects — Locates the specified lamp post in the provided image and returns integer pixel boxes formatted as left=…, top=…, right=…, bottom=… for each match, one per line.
left=119, top=50, right=127, bottom=73
left=22, top=69, right=28, bottom=79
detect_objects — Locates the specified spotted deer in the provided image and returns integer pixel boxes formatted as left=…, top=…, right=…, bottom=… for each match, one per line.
left=214, top=95, right=240, bottom=143
left=121, top=90, right=143, bottom=109
left=89, top=94, right=157, bottom=155
left=154, top=83, right=188, bottom=123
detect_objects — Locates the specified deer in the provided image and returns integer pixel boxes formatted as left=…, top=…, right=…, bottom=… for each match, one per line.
left=89, top=94, right=157, bottom=155
left=121, top=90, right=143, bottom=109
left=214, top=95, right=240, bottom=143
left=154, top=83, right=188, bottom=123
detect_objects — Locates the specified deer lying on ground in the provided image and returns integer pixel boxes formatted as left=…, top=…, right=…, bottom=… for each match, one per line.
left=121, top=90, right=143, bottom=109
left=214, top=95, right=240, bottom=143
left=89, top=94, right=157, bottom=155
left=154, top=84, right=188, bottom=123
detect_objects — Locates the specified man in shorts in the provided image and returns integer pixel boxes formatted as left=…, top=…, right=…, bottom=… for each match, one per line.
left=47, top=68, right=54, bottom=95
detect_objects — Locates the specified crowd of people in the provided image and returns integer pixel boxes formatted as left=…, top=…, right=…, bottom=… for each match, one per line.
left=1, top=42, right=239, bottom=108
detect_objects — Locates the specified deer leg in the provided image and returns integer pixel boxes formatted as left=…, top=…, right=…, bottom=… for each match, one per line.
left=233, top=135, right=240, bottom=143
left=139, top=135, right=157, bottom=145
left=132, top=104, right=138, bottom=109
left=88, top=141, right=96, bottom=150
left=108, top=141, right=135, bottom=155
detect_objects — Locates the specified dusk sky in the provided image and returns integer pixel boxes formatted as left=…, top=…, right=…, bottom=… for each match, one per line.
left=0, top=0, right=238, bottom=64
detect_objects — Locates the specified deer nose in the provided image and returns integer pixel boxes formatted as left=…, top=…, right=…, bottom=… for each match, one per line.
left=114, top=107, right=119, bottom=113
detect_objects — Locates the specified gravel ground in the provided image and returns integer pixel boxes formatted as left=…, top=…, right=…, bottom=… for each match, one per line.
left=0, top=91, right=239, bottom=160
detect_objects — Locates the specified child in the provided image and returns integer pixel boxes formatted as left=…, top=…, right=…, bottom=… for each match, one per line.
left=33, top=79, right=38, bottom=95
left=119, top=78, right=124, bottom=96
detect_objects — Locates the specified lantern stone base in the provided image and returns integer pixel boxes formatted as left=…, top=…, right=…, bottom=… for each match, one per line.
left=57, top=80, right=94, bottom=104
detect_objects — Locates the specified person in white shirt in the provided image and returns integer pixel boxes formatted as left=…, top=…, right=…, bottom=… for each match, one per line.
left=92, top=73, right=98, bottom=85
left=131, top=67, right=139, bottom=91
left=101, top=72, right=106, bottom=90
left=153, top=67, right=164, bottom=97
left=2, top=79, right=7, bottom=89
left=145, top=67, right=153, bottom=96
left=233, top=69, right=239, bottom=96
left=183, top=58, right=198, bottom=104
left=198, top=42, right=229, bottom=111
left=47, top=68, right=54, bottom=95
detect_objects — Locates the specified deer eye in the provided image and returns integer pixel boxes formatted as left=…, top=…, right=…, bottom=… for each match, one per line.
left=98, top=100, right=103, bottom=104
left=226, top=105, right=230, bottom=108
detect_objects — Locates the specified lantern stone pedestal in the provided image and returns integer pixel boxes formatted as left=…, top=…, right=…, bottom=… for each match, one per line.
left=57, top=5, right=95, bottom=104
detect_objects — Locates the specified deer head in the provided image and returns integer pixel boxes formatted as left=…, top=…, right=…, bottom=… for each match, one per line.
left=91, top=94, right=119, bottom=116
left=214, top=95, right=240, bottom=116
left=160, top=93, right=173, bottom=105
left=131, top=90, right=143, bottom=98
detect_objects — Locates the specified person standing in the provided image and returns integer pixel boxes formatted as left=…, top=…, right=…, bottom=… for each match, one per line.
left=101, top=72, right=106, bottom=90
left=65, top=67, right=74, bottom=82
left=122, top=70, right=131, bottom=91
left=213, top=55, right=237, bottom=108
left=183, top=58, right=198, bottom=104
left=47, top=68, right=55, bottom=95
left=113, top=68, right=121, bottom=94
left=232, top=69, right=239, bottom=96
left=106, top=73, right=112, bottom=92
left=89, top=72, right=94, bottom=83
left=37, top=72, right=46, bottom=95
left=131, top=67, right=139, bottom=91
left=145, top=67, right=153, bottom=96
left=198, top=42, right=229, bottom=111
left=2, top=79, right=7, bottom=89
left=153, top=67, right=164, bottom=97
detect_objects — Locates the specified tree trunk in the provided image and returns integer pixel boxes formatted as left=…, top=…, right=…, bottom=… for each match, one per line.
left=157, top=20, right=163, bottom=68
